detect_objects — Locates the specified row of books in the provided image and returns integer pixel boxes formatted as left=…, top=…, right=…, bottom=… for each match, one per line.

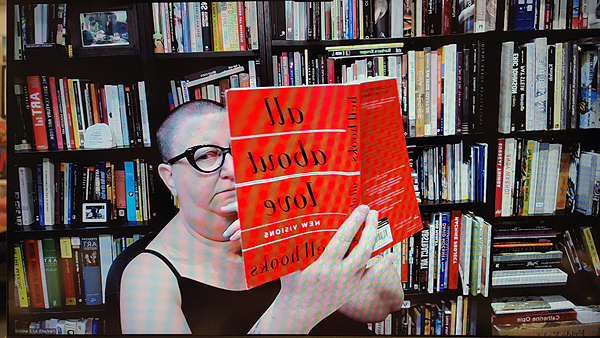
left=272, top=51, right=334, bottom=86
left=503, top=0, right=600, bottom=31
left=494, top=139, right=599, bottom=217
left=491, top=295, right=600, bottom=336
left=15, top=158, right=153, bottom=227
left=562, top=226, right=600, bottom=276
left=168, top=61, right=258, bottom=109
left=14, top=77, right=151, bottom=152
left=369, top=296, right=478, bottom=335
left=13, top=4, right=68, bottom=61
left=393, top=211, right=491, bottom=296
left=409, top=142, right=488, bottom=204
left=271, top=0, right=495, bottom=41
left=150, top=2, right=259, bottom=53
left=14, top=318, right=101, bottom=335
left=326, top=41, right=487, bottom=136
left=14, top=235, right=144, bottom=309
left=491, top=226, right=569, bottom=288
left=498, top=38, right=600, bottom=133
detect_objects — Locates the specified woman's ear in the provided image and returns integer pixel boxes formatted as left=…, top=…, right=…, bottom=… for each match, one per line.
left=158, top=163, right=177, bottom=197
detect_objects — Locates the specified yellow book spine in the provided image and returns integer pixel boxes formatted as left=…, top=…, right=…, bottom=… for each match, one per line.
left=14, top=245, right=29, bottom=308
left=67, top=79, right=80, bottom=149
left=211, top=2, right=222, bottom=51
left=582, top=227, right=600, bottom=276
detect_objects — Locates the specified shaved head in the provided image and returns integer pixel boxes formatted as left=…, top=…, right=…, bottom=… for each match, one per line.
left=157, top=100, right=227, bottom=162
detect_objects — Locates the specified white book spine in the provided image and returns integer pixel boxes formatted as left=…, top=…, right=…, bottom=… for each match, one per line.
left=528, top=140, right=540, bottom=214
left=553, top=43, right=564, bottom=130
left=499, top=42, right=514, bottom=134
left=137, top=81, right=152, bottom=147
left=424, top=50, right=432, bottom=137
left=58, top=79, right=71, bottom=150
left=391, top=0, right=403, bottom=38
left=500, top=138, right=516, bottom=216
left=525, top=43, right=536, bottom=131
left=448, top=44, right=457, bottom=135
left=73, top=80, right=86, bottom=147
left=42, top=158, right=54, bottom=226
left=408, top=51, right=416, bottom=137
left=544, top=143, right=562, bottom=214
left=459, top=214, right=472, bottom=296
left=534, top=37, right=548, bottom=131
left=99, top=234, right=114, bottom=304
left=249, top=60, right=257, bottom=87
left=117, top=85, right=130, bottom=147
left=19, top=167, right=35, bottom=226
left=247, top=2, right=259, bottom=50
left=428, top=215, right=437, bottom=294
left=430, top=51, right=438, bottom=136
left=455, top=296, right=464, bottom=335
left=475, top=0, right=486, bottom=32
left=219, top=2, right=231, bottom=50
left=38, top=239, right=49, bottom=308
left=105, top=85, right=124, bottom=148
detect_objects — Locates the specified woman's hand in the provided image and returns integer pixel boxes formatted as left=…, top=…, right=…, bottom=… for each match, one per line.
left=338, top=253, right=404, bottom=322
left=250, top=205, right=378, bottom=333
left=221, top=202, right=241, bottom=241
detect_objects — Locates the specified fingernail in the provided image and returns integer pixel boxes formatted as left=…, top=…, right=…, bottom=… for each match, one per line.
left=230, top=232, right=241, bottom=241
left=223, top=227, right=233, bottom=238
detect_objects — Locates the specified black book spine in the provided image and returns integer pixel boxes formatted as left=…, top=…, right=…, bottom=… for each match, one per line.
left=54, top=79, right=67, bottom=150
left=510, top=48, right=519, bottom=132
left=71, top=163, right=78, bottom=222
left=314, top=2, right=321, bottom=41
left=412, top=232, right=421, bottom=291
left=307, top=2, right=314, bottom=40
left=24, top=5, right=35, bottom=45
left=470, top=43, right=478, bottom=132
left=273, top=1, right=286, bottom=39
left=15, top=84, right=36, bottom=150
left=462, top=47, right=470, bottom=134
left=364, top=0, right=374, bottom=38
left=476, top=41, right=485, bottom=132
left=451, top=0, right=461, bottom=33
left=569, top=41, right=579, bottom=129
left=200, top=2, right=212, bottom=51
left=133, top=84, right=143, bottom=146
left=547, top=45, right=556, bottom=130
left=48, top=4, right=56, bottom=43
left=124, top=87, right=136, bottom=147
left=40, top=76, right=58, bottom=150
left=319, top=55, right=326, bottom=85
left=512, top=138, right=524, bottom=216
left=168, top=3, right=178, bottom=53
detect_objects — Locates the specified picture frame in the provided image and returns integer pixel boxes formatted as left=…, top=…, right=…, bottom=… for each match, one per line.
left=69, top=3, right=140, bottom=57
left=82, top=201, right=109, bottom=223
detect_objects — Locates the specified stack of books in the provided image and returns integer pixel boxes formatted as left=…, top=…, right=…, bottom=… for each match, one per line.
left=491, top=295, right=600, bottom=336
left=491, top=226, right=568, bottom=288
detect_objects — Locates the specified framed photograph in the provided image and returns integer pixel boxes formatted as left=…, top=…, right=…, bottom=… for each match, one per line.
left=69, top=4, right=139, bottom=57
left=82, top=202, right=109, bottom=223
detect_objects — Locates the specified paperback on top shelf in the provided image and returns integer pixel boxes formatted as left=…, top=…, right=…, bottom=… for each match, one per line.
left=14, top=77, right=151, bottom=152
left=150, top=2, right=260, bottom=53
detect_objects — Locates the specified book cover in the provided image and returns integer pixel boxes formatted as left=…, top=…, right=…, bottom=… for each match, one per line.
left=81, top=237, right=102, bottom=305
left=14, top=244, right=30, bottom=308
left=23, top=239, right=45, bottom=308
left=226, top=78, right=422, bottom=288
left=41, top=238, right=62, bottom=307
left=26, top=76, right=49, bottom=151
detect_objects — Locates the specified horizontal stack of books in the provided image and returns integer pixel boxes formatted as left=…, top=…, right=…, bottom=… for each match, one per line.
left=14, top=317, right=101, bottom=335
left=491, top=295, right=600, bottom=336
left=491, top=226, right=568, bottom=288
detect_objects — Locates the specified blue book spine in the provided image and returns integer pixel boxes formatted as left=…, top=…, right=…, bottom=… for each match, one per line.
left=181, top=3, right=190, bottom=52
left=289, top=56, right=295, bottom=86
left=37, top=164, right=44, bottom=226
left=124, top=161, right=137, bottom=222
left=348, top=0, right=353, bottom=39
left=99, top=162, right=106, bottom=200
left=117, top=85, right=130, bottom=145
left=168, top=92, right=175, bottom=110
left=514, top=0, right=536, bottom=31
left=478, top=145, right=485, bottom=202
left=440, top=212, right=450, bottom=291
left=67, top=163, right=72, bottom=224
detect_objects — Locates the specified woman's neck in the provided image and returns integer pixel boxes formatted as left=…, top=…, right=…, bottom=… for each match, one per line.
left=150, top=213, right=248, bottom=290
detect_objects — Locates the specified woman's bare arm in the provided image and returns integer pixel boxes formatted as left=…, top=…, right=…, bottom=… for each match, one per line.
left=120, top=253, right=191, bottom=334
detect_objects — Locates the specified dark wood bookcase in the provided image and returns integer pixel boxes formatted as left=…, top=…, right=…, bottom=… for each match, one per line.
left=6, top=0, right=600, bottom=336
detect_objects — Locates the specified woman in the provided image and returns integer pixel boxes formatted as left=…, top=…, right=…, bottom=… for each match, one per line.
left=107, top=100, right=404, bottom=334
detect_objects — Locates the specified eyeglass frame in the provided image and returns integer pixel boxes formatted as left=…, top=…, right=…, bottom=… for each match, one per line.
left=166, top=144, right=232, bottom=173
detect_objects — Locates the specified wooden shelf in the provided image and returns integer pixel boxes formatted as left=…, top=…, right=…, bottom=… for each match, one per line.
left=153, top=50, right=258, bottom=59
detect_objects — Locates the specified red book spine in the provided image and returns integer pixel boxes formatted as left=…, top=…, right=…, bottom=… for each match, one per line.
left=59, top=238, right=77, bottom=306
left=327, top=59, right=335, bottom=83
left=401, top=238, right=409, bottom=283
left=442, top=0, right=452, bottom=35
left=195, top=88, right=202, bottom=100
left=61, top=77, right=76, bottom=150
left=23, top=239, right=46, bottom=308
left=237, top=2, right=246, bottom=51
left=491, top=310, right=578, bottom=325
left=495, top=139, right=505, bottom=216
left=48, top=77, right=64, bottom=150
left=447, top=210, right=461, bottom=289
left=26, top=76, right=49, bottom=151
left=90, top=83, right=102, bottom=125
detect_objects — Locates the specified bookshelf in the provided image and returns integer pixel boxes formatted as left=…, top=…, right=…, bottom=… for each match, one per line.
left=6, top=0, right=600, bottom=336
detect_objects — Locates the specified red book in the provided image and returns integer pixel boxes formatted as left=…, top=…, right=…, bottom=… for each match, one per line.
left=48, top=77, right=64, bottom=150
left=236, top=1, right=246, bottom=51
left=61, top=77, right=77, bottom=150
left=23, top=239, right=46, bottom=308
left=114, top=169, right=127, bottom=219
left=327, top=59, right=335, bottom=84
left=100, top=87, right=109, bottom=125
left=401, top=238, right=409, bottom=283
left=491, top=309, right=578, bottom=325
left=59, top=237, right=77, bottom=306
left=447, top=210, right=461, bottom=289
left=227, top=78, right=422, bottom=288
left=495, top=139, right=505, bottom=216
left=90, top=83, right=102, bottom=125
left=26, top=76, right=49, bottom=151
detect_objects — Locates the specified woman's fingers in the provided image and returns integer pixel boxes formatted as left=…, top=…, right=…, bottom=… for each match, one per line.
left=220, top=201, right=238, bottom=214
left=325, top=205, right=370, bottom=262
left=344, top=210, right=378, bottom=272
left=223, top=219, right=241, bottom=240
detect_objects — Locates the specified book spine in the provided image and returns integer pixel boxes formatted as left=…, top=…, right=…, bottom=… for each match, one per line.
left=14, top=244, right=30, bottom=308
left=80, top=237, right=102, bottom=305
left=59, top=237, right=76, bottom=306
left=124, top=161, right=137, bottom=222
left=41, top=238, right=62, bottom=307
left=23, top=239, right=45, bottom=308
left=27, top=76, right=50, bottom=150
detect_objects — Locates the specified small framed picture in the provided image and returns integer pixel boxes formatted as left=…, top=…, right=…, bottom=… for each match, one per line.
left=82, top=202, right=109, bottom=223
left=69, top=4, right=139, bottom=57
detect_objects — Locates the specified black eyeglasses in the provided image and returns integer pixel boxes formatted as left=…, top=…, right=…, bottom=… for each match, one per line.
left=166, top=144, right=232, bottom=173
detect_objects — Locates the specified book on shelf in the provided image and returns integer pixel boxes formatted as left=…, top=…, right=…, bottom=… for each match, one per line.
left=151, top=1, right=259, bottom=53
left=16, top=78, right=151, bottom=151
left=492, top=320, right=600, bottom=336
left=14, top=4, right=69, bottom=61
left=225, top=77, right=422, bottom=288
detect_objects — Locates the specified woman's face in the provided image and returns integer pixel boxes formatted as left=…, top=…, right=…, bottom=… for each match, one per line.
left=166, top=114, right=236, bottom=239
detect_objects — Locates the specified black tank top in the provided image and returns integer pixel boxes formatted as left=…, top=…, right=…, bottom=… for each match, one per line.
left=105, top=231, right=374, bottom=335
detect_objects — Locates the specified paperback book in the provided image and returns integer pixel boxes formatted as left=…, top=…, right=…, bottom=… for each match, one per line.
left=226, top=77, right=422, bottom=288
